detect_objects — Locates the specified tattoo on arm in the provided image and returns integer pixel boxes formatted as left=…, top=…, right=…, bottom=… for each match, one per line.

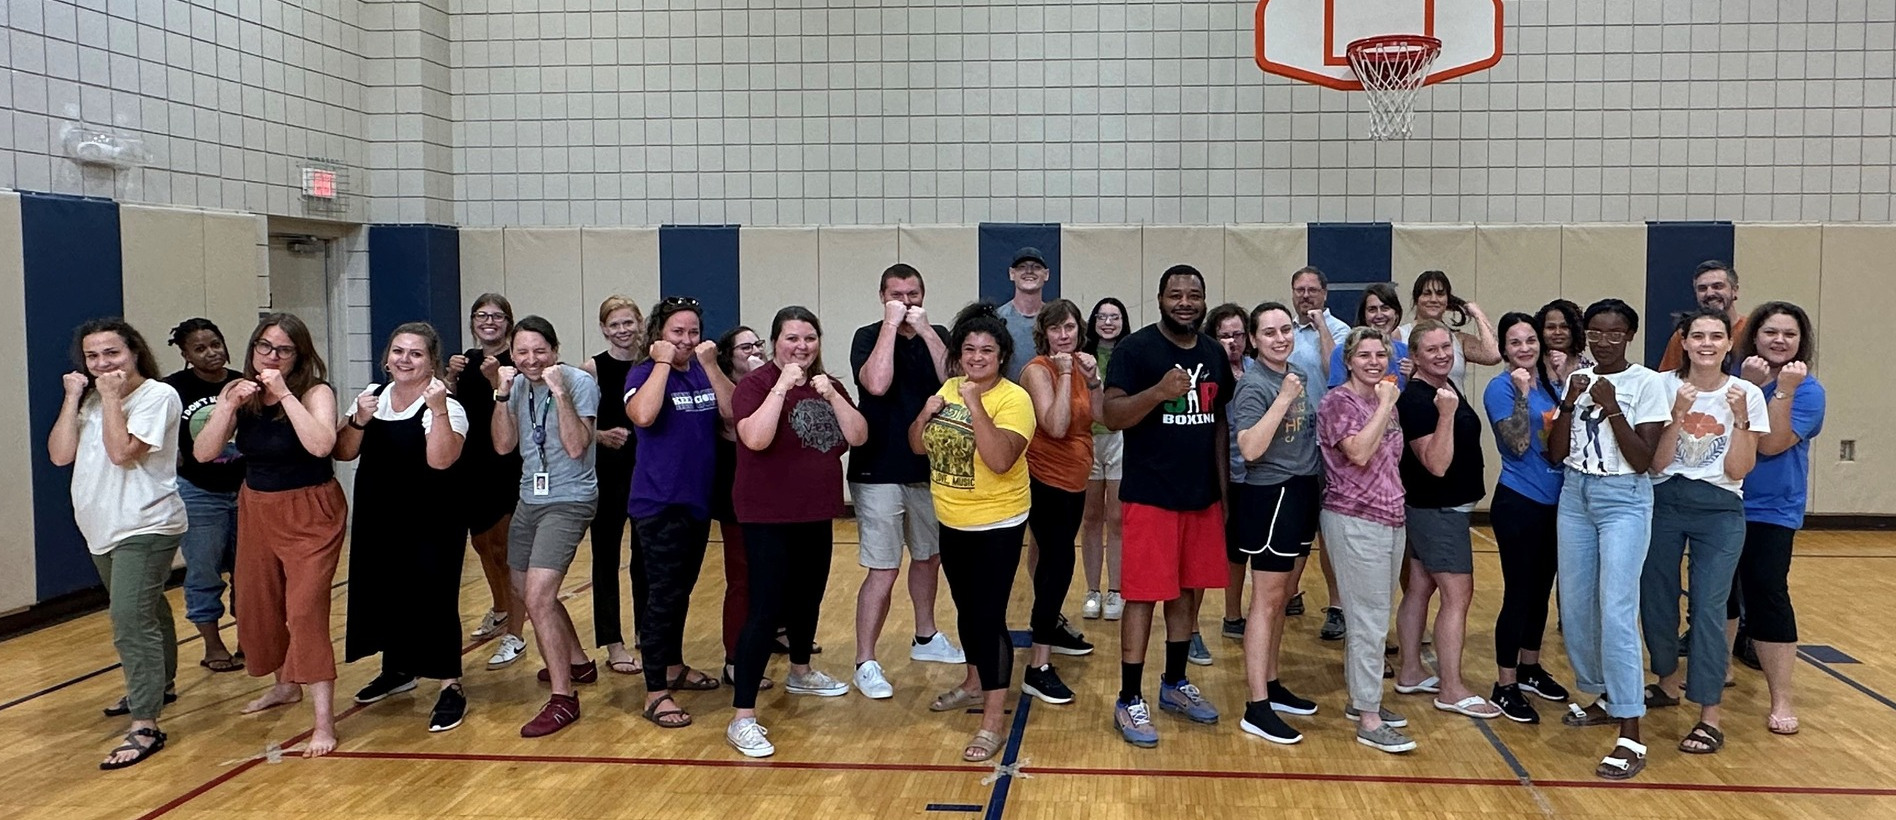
left=1495, top=392, right=1533, bottom=457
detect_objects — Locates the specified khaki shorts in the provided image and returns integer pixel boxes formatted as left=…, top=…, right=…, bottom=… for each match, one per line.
left=850, top=482, right=941, bottom=569
left=1089, top=430, right=1124, bottom=481
left=507, top=499, right=596, bottom=572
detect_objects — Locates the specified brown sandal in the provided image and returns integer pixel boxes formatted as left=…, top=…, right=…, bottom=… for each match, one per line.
left=641, top=693, right=693, bottom=728
left=1679, top=722, right=1725, bottom=754
left=963, top=729, right=1004, bottom=762
left=1596, top=737, right=1646, bottom=780
left=667, top=666, right=720, bottom=691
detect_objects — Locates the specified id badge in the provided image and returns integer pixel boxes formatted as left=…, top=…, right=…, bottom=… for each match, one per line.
left=532, top=472, right=551, bottom=496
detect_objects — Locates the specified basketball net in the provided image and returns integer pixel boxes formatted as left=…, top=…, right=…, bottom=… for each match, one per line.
left=1346, top=35, right=1442, bottom=140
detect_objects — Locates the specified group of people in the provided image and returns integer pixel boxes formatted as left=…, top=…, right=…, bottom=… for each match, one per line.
left=60, top=250, right=1822, bottom=781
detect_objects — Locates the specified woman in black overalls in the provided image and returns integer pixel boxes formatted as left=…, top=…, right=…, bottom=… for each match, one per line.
left=336, top=323, right=470, bottom=732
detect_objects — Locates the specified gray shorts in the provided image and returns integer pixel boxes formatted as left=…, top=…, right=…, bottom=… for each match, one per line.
left=1405, top=506, right=1474, bottom=575
left=508, top=499, right=596, bottom=572
left=1089, top=430, right=1124, bottom=481
left=850, top=481, right=941, bottom=569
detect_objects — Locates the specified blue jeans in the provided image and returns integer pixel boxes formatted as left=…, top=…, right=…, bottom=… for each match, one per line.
left=179, top=477, right=239, bottom=624
left=1556, top=470, right=1652, bottom=720
left=1640, top=477, right=1745, bottom=706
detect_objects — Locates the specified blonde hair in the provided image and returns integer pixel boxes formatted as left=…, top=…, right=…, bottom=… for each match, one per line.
left=598, top=295, right=648, bottom=363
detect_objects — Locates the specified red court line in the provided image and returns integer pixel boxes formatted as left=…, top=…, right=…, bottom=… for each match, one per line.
left=296, top=749, right=1896, bottom=799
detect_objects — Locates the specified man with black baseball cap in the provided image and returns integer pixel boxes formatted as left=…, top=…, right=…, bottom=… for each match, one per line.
left=997, top=247, right=1050, bottom=381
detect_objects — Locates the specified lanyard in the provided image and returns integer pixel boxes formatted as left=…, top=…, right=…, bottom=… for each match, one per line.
left=527, top=383, right=553, bottom=468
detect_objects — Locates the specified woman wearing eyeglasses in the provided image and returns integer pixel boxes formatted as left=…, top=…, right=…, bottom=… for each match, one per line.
left=581, top=296, right=648, bottom=678
left=1546, top=299, right=1670, bottom=781
left=1202, top=303, right=1255, bottom=660
left=446, top=295, right=526, bottom=668
left=623, top=296, right=725, bottom=728
left=193, top=313, right=345, bottom=757
left=713, top=326, right=770, bottom=687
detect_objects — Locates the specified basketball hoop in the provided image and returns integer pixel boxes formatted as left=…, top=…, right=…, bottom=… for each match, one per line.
left=1346, top=34, right=1442, bottom=140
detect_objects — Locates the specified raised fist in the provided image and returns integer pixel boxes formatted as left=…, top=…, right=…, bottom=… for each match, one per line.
left=694, top=340, right=719, bottom=366
left=957, top=378, right=983, bottom=405
left=1275, top=372, right=1305, bottom=405
left=776, top=361, right=806, bottom=390
left=447, top=354, right=469, bottom=380
left=479, top=354, right=502, bottom=388
left=62, top=371, right=89, bottom=399
left=649, top=340, right=679, bottom=366
left=1588, top=375, right=1618, bottom=408
left=1075, top=352, right=1098, bottom=377
left=1672, top=382, right=1700, bottom=417
left=1566, top=373, right=1591, bottom=403
left=1509, top=367, right=1534, bottom=395
left=94, top=371, right=128, bottom=400
left=1433, top=386, right=1459, bottom=414
left=542, top=364, right=566, bottom=394
left=1725, top=384, right=1749, bottom=418
left=495, top=366, right=518, bottom=396
left=1548, top=349, right=1569, bottom=376
left=354, top=389, right=380, bottom=424
left=423, top=379, right=449, bottom=413
left=922, top=394, right=947, bottom=418
left=1050, top=352, right=1073, bottom=375
left=884, top=300, right=908, bottom=327
left=1778, top=361, right=1808, bottom=392
left=1374, top=378, right=1400, bottom=406
left=1398, top=357, right=1416, bottom=379
left=257, top=368, right=290, bottom=400
left=222, top=378, right=260, bottom=406
left=1740, top=355, right=1771, bottom=386
left=1157, top=366, right=1193, bottom=400
left=904, top=305, right=928, bottom=330
left=811, top=373, right=837, bottom=399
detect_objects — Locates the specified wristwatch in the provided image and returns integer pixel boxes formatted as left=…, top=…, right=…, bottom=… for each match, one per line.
left=493, top=389, right=511, bottom=403
left=1773, top=390, right=1790, bottom=401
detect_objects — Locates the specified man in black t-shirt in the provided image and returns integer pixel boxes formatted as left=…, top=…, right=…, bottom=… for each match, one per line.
left=847, top=264, right=964, bottom=700
left=1099, top=265, right=1235, bottom=747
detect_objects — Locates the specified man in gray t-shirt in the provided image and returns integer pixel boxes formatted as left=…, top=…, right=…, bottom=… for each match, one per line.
left=996, top=246, right=1050, bottom=381
left=507, top=363, right=600, bottom=504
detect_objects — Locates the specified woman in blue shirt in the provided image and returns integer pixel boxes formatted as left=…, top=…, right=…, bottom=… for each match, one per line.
left=1328, top=283, right=1411, bottom=389
left=1482, top=313, right=1572, bottom=724
left=1729, top=302, right=1824, bottom=737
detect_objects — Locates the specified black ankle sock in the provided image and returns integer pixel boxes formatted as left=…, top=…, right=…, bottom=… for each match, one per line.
left=914, top=634, right=932, bottom=645
left=1163, top=640, right=1189, bottom=684
left=1119, top=662, right=1144, bottom=703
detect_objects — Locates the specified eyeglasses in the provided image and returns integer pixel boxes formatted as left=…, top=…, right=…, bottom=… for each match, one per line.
left=734, top=341, right=764, bottom=352
left=253, top=341, right=298, bottom=359
left=1215, top=332, right=1248, bottom=342
left=660, top=296, right=701, bottom=309
left=1583, top=330, right=1629, bottom=344
left=472, top=311, right=509, bottom=323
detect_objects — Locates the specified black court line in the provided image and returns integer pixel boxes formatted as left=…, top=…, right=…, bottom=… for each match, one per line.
left=925, top=804, right=982, bottom=813
left=1798, top=649, right=1896, bottom=712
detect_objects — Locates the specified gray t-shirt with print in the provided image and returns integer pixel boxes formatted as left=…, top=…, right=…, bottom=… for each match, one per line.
left=510, top=363, right=600, bottom=504
left=1229, top=361, right=1322, bottom=486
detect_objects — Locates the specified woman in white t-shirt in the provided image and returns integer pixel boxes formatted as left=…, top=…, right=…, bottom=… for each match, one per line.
left=1639, top=308, right=1768, bottom=757
left=47, top=319, right=188, bottom=770
left=1546, top=299, right=1669, bottom=781
left=334, top=323, right=470, bottom=732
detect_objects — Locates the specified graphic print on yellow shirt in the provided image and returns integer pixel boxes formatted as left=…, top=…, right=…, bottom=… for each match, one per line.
left=924, top=402, right=976, bottom=491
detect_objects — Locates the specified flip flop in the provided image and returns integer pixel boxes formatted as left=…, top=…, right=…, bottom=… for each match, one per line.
left=1767, top=713, right=1800, bottom=735
left=1433, top=695, right=1502, bottom=719
left=606, top=658, right=642, bottom=676
left=200, top=655, right=244, bottom=673
left=1394, top=675, right=1440, bottom=695
left=100, top=728, right=167, bottom=771
left=1643, top=684, right=1679, bottom=708
left=1679, top=722, right=1725, bottom=754
left=1596, top=737, right=1647, bottom=780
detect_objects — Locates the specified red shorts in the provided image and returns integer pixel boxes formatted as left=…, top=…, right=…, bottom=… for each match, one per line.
left=1121, top=501, right=1227, bottom=603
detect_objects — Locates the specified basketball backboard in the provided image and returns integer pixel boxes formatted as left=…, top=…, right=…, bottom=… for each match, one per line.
left=1254, top=0, right=1504, bottom=91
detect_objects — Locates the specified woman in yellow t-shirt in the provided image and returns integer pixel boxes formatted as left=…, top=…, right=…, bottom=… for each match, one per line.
left=908, top=303, right=1035, bottom=763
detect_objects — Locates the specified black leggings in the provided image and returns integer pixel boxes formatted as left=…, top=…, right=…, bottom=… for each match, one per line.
left=1027, top=479, right=1085, bottom=645
left=590, top=457, right=644, bottom=647
left=1727, top=521, right=1798, bottom=643
left=1490, top=483, right=1559, bottom=668
left=633, top=505, right=711, bottom=692
left=941, top=521, right=1027, bottom=692
left=732, top=521, right=833, bottom=710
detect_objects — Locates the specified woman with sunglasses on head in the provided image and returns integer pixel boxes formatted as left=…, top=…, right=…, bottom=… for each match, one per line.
left=1546, top=299, right=1669, bottom=780
left=194, top=313, right=344, bottom=757
left=1080, top=298, right=1129, bottom=622
left=1729, top=302, right=1823, bottom=737
left=446, top=295, right=527, bottom=669
left=1018, top=299, right=1101, bottom=706
left=712, top=326, right=774, bottom=689
left=161, top=318, right=245, bottom=673
left=493, top=316, right=602, bottom=738
left=50, top=319, right=187, bottom=769
left=1481, top=313, right=1573, bottom=724
left=1229, top=302, right=1324, bottom=744
left=335, top=323, right=470, bottom=732
left=580, top=296, right=648, bottom=678
left=727, top=306, right=868, bottom=758
left=1395, top=270, right=1501, bottom=389
left=1639, top=307, right=1769, bottom=758
left=1328, top=283, right=1413, bottom=389
left=912, top=303, right=1036, bottom=762
left=623, top=296, right=725, bottom=729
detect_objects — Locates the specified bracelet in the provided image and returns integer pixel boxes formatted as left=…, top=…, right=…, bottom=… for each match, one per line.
left=347, top=417, right=369, bottom=430
left=769, top=388, right=789, bottom=397
left=1605, top=411, right=1624, bottom=420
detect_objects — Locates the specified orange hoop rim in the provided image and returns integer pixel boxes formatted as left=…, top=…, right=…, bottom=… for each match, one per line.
left=1345, top=34, right=1443, bottom=64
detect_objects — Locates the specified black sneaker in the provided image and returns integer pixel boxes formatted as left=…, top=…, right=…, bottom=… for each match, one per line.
left=1491, top=682, right=1539, bottom=724
left=1022, top=664, right=1075, bottom=704
left=1319, top=607, right=1346, bottom=641
left=1240, top=700, right=1303, bottom=744
left=428, top=684, right=467, bottom=732
left=1047, top=617, right=1095, bottom=656
left=1285, top=591, right=1305, bottom=616
left=354, top=671, right=418, bottom=704
left=1516, top=664, right=1571, bottom=702
left=1267, top=679, right=1318, bottom=715
left=1221, top=617, right=1246, bottom=639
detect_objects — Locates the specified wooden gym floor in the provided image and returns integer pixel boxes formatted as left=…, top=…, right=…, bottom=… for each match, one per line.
left=2, top=524, right=1895, bottom=819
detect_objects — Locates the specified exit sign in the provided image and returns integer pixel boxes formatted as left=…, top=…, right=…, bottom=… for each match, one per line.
left=302, top=167, right=338, bottom=199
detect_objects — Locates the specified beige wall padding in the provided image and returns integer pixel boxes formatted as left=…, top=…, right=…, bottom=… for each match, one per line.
left=1734, top=224, right=1826, bottom=512
left=120, top=206, right=265, bottom=354
left=202, top=213, right=266, bottom=342
left=1223, top=226, right=1309, bottom=313
left=1142, top=227, right=1229, bottom=317
left=1061, top=227, right=1147, bottom=327
left=459, top=229, right=507, bottom=321
left=1467, top=225, right=1568, bottom=506
left=578, top=228, right=661, bottom=341
left=1812, top=225, right=1895, bottom=514
left=895, top=226, right=980, bottom=320
left=0, top=193, right=35, bottom=612
left=739, top=228, right=820, bottom=334
left=817, top=227, right=899, bottom=349
left=499, top=229, right=586, bottom=350
left=1559, top=225, right=1649, bottom=354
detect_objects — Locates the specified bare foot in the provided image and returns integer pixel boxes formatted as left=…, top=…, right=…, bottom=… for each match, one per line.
left=304, top=727, right=337, bottom=758
left=242, top=683, right=303, bottom=714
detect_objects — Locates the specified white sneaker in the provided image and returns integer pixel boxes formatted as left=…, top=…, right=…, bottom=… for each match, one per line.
left=910, top=632, right=967, bottom=664
left=1082, top=591, right=1103, bottom=620
left=854, top=660, right=894, bottom=699
left=1103, top=592, right=1126, bottom=621
left=485, top=633, right=527, bottom=670
left=727, top=717, right=775, bottom=758
left=785, top=668, right=850, bottom=697
left=471, top=609, right=508, bottom=639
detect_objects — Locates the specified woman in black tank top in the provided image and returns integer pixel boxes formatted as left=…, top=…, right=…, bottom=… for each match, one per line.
left=447, top=294, right=526, bottom=667
left=581, top=296, right=647, bottom=675
left=192, top=313, right=346, bottom=758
